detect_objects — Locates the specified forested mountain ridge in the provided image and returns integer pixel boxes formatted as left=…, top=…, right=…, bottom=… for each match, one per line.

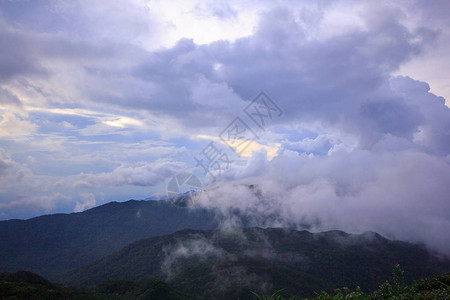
left=60, top=227, right=450, bottom=299
left=2, top=199, right=449, bottom=299
left=0, top=199, right=218, bottom=279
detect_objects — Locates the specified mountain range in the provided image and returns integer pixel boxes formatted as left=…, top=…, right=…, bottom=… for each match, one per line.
left=1, top=198, right=449, bottom=299
left=0, top=199, right=217, bottom=279
left=60, top=227, right=450, bottom=299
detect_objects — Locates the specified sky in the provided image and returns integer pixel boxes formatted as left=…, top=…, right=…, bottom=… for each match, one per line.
left=0, top=1, right=449, bottom=253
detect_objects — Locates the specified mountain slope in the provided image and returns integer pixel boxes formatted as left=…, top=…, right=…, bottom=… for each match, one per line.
left=61, top=227, right=450, bottom=299
left=0, top=199, right=218, bottom=279
left=0, top=270, right=194, bottom=300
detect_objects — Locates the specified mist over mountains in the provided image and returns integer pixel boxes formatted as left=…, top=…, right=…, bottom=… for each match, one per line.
left=1, top=197, right=449, bottom=299
left=60, top=227, right=450, bottom=298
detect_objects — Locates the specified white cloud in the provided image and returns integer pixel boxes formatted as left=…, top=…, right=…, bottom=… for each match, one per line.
left=196, top=149, right=450, bottom=254
left=0, top=111, right=36, bottom=137
left=0, top=192, right=71, bottom=212
left=74, top=193, right=96, bottom=212
left=72, top=159, right=186, bottom=188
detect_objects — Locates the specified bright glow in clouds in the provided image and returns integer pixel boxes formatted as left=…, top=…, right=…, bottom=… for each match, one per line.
left=103, top=117, right=143, bottom=128
left=145, top=0, right=257, bottom=47
left=196, top=134, right=280, bottom=159
left=0, top=0, right=449, bottom=254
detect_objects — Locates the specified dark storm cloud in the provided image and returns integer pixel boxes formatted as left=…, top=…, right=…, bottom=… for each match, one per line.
left=202, top=6, right=443, bottom=149
left=0, top=21, right=44, bottom=82
left=1, top=1, right=446, bottom=152
left=85, top=4, right=447, bottom=153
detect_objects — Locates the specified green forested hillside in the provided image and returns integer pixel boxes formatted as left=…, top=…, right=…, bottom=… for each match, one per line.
left=60, top=228, right=450, bottom=299
left=1, top=268, right=449, bottom=299
left=0, top=199, right=218, bottom=279
left=2, top=203, right=449, bottom=299
left=0, top=270, right=193, bottom=300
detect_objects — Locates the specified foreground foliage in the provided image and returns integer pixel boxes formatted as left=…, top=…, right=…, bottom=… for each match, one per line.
left=254, top=265, right=450, bottom=300
left=1, top=266, right=449, bottom=299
